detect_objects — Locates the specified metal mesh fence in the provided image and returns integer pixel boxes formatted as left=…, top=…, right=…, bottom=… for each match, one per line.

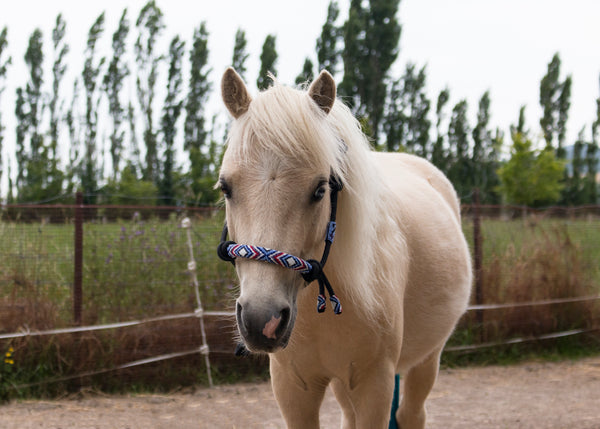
left=0, top=201, right=599, bottom=395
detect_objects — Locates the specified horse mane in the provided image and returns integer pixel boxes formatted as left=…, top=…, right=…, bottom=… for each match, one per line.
left=225, top=80, right=407, bottom=326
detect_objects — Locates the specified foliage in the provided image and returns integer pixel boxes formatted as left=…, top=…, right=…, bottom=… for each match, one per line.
left=316, top=1, right=341, bottom=75
left=497, top=132, right=565, bottom=207
left=257, top=34, right=277, bottom=91
left=184, top=23, right=214, bottom=205
left=135, top=0, right=165, bottom=186
left=160, top=35, right=185, bottom=205
left=540, top=53, right=571, bottom=158
left=81, top=13, right=106, bottom=204
left=383, top=63, right=430, bottom=156
left=231, top=28, right=249, bottom=81
left=0, top=346, right=16, bottom=402
left=340, top=0, right=401, bottom=143
left=295, top=57, right=314, bottom=85
left=0, top=26, right=10, bottom=188
left=103, top=9, right=130, bottom=181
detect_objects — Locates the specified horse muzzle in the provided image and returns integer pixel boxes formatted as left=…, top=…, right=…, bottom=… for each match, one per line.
left=236, top=300, right=295, bottom=353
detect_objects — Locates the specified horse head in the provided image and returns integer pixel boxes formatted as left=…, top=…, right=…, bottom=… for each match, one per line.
left=219, top=67, right=340, bottom=353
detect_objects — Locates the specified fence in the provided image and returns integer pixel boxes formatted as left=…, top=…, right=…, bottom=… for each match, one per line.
left=1, top=195, right=600, bottom=396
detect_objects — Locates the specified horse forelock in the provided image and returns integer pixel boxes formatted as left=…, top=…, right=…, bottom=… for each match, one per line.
left=223, top=81, right=407, bottom=327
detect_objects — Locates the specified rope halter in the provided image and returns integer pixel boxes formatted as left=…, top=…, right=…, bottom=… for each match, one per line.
left=217, top=175, right=343, bottom=315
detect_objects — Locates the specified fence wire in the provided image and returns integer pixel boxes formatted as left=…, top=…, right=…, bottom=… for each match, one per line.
left=1, top=202, right=599, bottom=394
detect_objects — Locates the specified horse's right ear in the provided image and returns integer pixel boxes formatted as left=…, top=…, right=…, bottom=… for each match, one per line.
left=222, top=67, right=252, bottom=119
left=308, top=70, right=336, bottom=114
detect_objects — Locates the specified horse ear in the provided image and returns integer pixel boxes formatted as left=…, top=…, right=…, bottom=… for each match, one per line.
left=222, top=67, right=252, bottom=119
left=308, top=70, right=336, bottom=114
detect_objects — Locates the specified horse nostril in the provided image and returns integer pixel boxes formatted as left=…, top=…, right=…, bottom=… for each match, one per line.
left=261, top=306, right=290, bottom=340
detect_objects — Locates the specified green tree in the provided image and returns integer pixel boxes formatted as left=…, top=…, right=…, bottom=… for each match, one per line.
left=539, top=53, right=571, bottom=158
left=586, top=79, right=600, bottom=204
left=257, top=34, right=277, bottom=90
left=0, top=27, right=10, bottom=193
left=472, top=91, right=500, bottom=203
left=339, top=0, right=401, bottom=143
left=447, top=99, right=471, bottom=200
left=103, top=8, right=129, bottom=181
left=135, top=0, right=165, bottom=185
left=295, top=57, right=314, bottom=85
left=316, top=1, right=341, bottom=75
left=563, top=127, right=586, bottom=205
left=49, top=14, right=68, bottom=161
left=82, top=12, right=105, bottom=203
left=65, top=78, right=82, bottom=194
left=184, top=22, right=213, bottom=204
left=18, top=28, right=49, bottom=202
left=383, top=63, right=430, bottom=156
left=160, top=35, right=185, bottom=204
left=231, top=28, right=249, bottom=80
left=431, top=88, right=450, bottom=174
left=497, top=132, right=565, bottom=207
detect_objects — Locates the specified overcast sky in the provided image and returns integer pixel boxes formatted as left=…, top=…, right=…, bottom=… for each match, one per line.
left=1, top=0, right=600, bottom=192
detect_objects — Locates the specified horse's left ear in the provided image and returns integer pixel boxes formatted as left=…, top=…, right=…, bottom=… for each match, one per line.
left=308, top=70, right=336, bottom=114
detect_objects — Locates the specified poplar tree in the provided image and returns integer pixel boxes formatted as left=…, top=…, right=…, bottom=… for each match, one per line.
left=135, top=0, right=164, bottom=185
left=17, top=28, right=46, bottom=201
left=82, top=13, right=105, bottom=203
left=316, top=1, right=341, bottom=75
left=257, top=34, right=277, bottom=91
left=340, top=0, right=401, bottom=143
left=539, top=53, right=571, bottom=158
left=431, top=88, right=450, bottom=174
left=103, top=8, right=129, bottom=180
left=65, top=78, right=82, bottom=193
left=184, top=22, right=212, bottom=204
left=160, top=35, right=185, bottom=203
left=0, top=27, right=10, bottom=191
left=472, top=91, right=500, bottom=202
left=383, top=63, right=430, bottom=156
left=231, top=28, right=249, bottom=80
left=295, top=57, right=314, bottom=85
left=447, top=99, right=471, bottom=200
left=46, top=14, right=69, bottom=198
left=50, top=14, right=68, bottom=162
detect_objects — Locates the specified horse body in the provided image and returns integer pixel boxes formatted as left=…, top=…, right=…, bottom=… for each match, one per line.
left=219, top=68, right=471, bottom=429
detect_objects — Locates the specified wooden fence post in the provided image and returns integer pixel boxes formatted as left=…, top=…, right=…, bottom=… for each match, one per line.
left=74, top=191, right=83, bottom=325
left=473, top=188, right=484, bottom=339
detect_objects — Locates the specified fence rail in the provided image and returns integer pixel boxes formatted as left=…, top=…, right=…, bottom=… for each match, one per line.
left=1, top=197, right=600, bottom=394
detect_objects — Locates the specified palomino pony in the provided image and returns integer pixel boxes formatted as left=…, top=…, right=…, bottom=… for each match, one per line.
left=217, top=67, right=471, bottom=429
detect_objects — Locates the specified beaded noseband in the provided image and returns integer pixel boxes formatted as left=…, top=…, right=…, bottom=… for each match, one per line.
left=217, top=175, right=343, bottom=315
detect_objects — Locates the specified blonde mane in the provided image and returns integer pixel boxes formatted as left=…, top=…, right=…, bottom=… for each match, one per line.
left=225, top=81, right=407, bottom=325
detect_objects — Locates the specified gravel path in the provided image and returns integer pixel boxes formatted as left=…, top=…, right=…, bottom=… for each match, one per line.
left=1, top=356, right=599, bottom=428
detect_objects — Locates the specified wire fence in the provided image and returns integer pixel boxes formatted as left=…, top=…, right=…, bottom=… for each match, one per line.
left=1, top=195, right=600, bottom=395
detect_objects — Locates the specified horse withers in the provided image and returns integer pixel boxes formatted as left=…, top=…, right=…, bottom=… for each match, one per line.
left=218, top=67, right=471, bottom=429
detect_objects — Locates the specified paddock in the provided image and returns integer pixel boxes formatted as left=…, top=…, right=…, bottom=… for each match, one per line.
left=1, top=357, right=598, bottom=429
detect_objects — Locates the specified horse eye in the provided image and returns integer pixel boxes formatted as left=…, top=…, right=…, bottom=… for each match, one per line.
left=220, top=181, right=232, bottom=199
left=312, top=184, right=327, bottom=202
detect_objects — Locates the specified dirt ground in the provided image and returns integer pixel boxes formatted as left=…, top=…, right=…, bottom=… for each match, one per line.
left=1, top=356, right=599, bottom=429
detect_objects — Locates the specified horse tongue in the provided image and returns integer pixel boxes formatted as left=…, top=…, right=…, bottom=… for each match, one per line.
left=262, top=315, right=281, bottom=339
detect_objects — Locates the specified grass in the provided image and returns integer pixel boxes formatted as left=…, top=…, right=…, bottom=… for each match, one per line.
left=1, top=208, right=600, bottom=399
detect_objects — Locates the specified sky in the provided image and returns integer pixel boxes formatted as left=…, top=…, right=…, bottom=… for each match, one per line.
left=1, top=0, right=600, bottom=193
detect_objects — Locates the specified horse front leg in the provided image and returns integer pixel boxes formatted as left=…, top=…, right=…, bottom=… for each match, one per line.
left=270, top=358, right=328, bottom=429
left=346, top=360, right=396, bottom=429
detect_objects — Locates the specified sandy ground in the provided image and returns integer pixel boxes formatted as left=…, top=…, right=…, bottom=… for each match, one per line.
left=1, top=356, right=599, bottom=429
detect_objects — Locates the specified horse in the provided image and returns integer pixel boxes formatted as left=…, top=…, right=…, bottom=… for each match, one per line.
left=217, top=67, right=472, bottom=429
